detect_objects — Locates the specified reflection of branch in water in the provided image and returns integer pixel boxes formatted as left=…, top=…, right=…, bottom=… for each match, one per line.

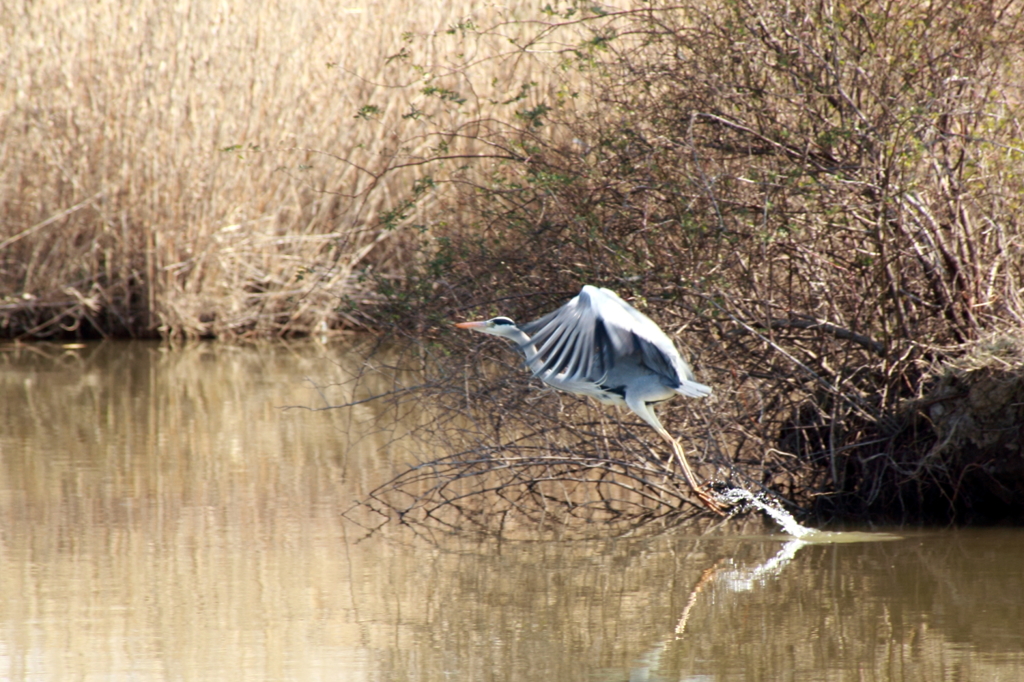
left=634, top=540, right=809, bottom=680
left=673, top=540, right=807, bottom=638
left=674, top=561, right=726, bottom=638
left=288, top=380, right=438, bottom=412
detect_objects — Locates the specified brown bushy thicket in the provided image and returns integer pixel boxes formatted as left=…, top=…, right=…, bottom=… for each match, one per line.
left=352, top=0, right=1024, bottom=529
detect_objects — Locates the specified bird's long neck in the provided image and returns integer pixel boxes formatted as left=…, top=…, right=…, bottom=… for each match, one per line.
left=499, top=326, right=545, bottom=374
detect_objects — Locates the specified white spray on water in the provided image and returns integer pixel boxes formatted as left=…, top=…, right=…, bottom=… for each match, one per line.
left=714, top=487, right=818, bottom=539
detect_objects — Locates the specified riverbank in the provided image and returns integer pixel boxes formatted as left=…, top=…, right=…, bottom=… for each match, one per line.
left=4, top=1, right=1023, bottom=523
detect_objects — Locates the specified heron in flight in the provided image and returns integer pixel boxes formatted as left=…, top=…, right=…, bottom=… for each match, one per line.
left=455, top=285, right=724, bottom=514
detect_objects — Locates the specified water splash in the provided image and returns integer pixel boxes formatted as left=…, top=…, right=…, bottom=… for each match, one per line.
left=714, top=487, right=905, bottom=544
left=714, top=487, right=818, bottom=539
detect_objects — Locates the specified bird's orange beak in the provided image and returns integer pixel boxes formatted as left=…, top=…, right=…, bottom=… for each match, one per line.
left=455, top=320, right=486, bottom=329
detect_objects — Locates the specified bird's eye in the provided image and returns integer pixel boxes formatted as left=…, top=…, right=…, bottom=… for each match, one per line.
left=491, top=317, right=515, bottom=326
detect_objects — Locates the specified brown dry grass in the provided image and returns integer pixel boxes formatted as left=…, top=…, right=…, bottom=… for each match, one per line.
left=0, top=0, right=574, bottom=338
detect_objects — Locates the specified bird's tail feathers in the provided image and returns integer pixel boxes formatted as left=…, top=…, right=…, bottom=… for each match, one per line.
left=676, top=380, right=712, bottom=398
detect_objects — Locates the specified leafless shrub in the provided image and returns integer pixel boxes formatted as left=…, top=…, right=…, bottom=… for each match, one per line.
left=332, top=334, right=743, bottom=538
left=354, top=0, right=1024, bottom=525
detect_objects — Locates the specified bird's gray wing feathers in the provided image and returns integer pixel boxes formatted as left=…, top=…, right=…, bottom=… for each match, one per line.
left=636, top=332, right=680, bottom=382
left=519, top=289, right=606, bottom=383
left=591, top=287, right=704, bottom=386
left=600, top=322, right=680, bottom=385
left=519, top=285, right=704, bottom=391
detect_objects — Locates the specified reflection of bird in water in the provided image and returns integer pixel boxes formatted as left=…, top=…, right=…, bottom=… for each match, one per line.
left=455, top=285, right=723, bottom=514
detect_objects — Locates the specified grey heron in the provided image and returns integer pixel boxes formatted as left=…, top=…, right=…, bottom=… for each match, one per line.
left=455, top=285, right=724, bottom=514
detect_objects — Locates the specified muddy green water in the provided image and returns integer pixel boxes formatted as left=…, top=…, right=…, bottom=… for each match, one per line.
left=1, top=341, right=1023, bottom=681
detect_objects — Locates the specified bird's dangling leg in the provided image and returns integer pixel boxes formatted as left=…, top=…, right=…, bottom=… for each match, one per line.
left=660, top=432, right=726, bottom=516
left=626, top=396, right=726, bottom=515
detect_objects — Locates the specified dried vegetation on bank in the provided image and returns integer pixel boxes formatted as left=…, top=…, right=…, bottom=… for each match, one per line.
left=354, top=0, right=1024, bottom=527
left=5, top=0, right=1024, bottom=525
left=1, top=0, right=547, bottom=337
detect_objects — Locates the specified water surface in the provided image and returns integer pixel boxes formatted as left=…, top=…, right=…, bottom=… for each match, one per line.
left=1, top=341, right=1022, bottom=681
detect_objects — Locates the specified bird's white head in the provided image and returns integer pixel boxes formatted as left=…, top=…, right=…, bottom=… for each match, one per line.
left=454, top=316, right=520, bottom=338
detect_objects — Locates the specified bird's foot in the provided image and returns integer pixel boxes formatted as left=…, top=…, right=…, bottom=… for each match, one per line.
left=696, top=486, right=729, bottom=517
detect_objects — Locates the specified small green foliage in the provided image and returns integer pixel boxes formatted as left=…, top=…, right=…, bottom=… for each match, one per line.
left=500, top=82, right=537, bottom=105
left=377, top=176, right=436, bottom=231
left=385, top=47, right=411, bottom=65
left=219, top=143, right=261, bottom=157
left=355, top=104, right=382, bottom=120
left=583, top=31, right=615, bottom=50
left=526, top=168, right=573, bottom=190
left=541, top=3, right=577, bottom=19
left=422, top=85, right=466, bottom=105
left=428, top=139, right=451, bottom=155
left=412, top=176, right=436, bottom=194
left=446, top=19, right=477, bottom=37
left=515, top=103, right=552, bottom=128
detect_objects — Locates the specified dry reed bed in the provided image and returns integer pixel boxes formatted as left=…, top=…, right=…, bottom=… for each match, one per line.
left=0, top=0, right=570, bottom=338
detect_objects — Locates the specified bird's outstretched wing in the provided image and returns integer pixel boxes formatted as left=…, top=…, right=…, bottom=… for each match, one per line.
left=518, top=285, right=688, bottom=387
left=518, top=288, right=607, bottom=384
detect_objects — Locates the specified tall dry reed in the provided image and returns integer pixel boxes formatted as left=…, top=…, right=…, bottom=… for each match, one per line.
left=0, top=0, right=565, bottom=337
